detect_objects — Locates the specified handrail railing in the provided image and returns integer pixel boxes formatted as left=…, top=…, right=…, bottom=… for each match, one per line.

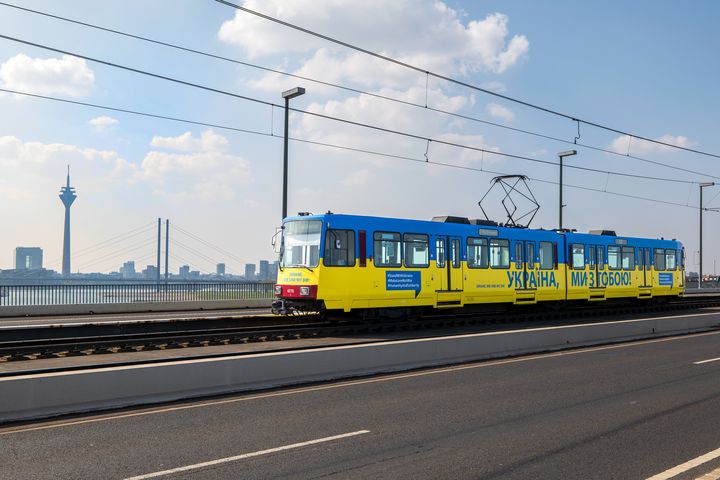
left=0, top=282, right=275, bottom=306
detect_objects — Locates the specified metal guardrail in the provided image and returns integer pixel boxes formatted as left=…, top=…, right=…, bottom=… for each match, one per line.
left=0, top=282, right=275, bottom=307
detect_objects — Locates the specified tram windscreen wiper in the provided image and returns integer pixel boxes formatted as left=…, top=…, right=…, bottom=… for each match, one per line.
left=286, top=264, right=314, bottom=272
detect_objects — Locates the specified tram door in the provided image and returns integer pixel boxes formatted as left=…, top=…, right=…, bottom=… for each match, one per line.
left=641, top=248, right=651, bottom=288
left=435, top=236, right=462, bottom=291
left=515, top=242, right=526, bottom=289
left=435, top=238, right=448, bottom=291
left=449, top=237, right=463, bottom=291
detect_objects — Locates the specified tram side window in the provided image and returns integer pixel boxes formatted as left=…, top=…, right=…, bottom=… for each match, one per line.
left=324, top=229, right=355, bottom=266
left=467, top=237, right=488, bottom=269
left=654, top=249, right=666, bottom=271
left=539, top=241, right=554, bottom=270
left=665, top=249, right=676, bottom=270
left=489, top=239, right=510, bottom=269
left=587, top=246, right=596, bottom=268
left=571, top=244, right=584, bottom=269
left=527, top=243, right=535, bottom=269
left=404, top=234, right=429, bottom=268
left=515, top=242, right=523, bottom=269
left=608, top=246, right=621, bottom=270
left=622, top=247, right=635, bottom=271
left=597, top=246, right=605, bottom=268
left=436, top=239, right=445, bottom=268
left=451, top=239, right=461, bottom=268
left=373, top=232, right=401, bottom=267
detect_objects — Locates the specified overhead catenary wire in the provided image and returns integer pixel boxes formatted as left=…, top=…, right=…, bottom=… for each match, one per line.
left=0, top=1, right=714, bottom=180
left=0, top=87, right=714, bottom=213
left=0, top=36, right=703, bottom=189
left=214, top=0, right=720, bottom=160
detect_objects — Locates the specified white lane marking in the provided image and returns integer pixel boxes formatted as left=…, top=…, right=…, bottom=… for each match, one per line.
left=646, top=446, right=720, bottom=479
left=2, top=330, right=719, bottom=437
left=123, top=430, right=370, bottom=480
left=694, top=357, right=720, bottom=365
left=694, top=464, right=720, bottom=480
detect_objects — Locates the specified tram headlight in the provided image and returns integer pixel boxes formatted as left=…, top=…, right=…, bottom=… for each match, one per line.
left=299, top=286, right=310, bottom=296
left=274, top=285, right=282, bottom=295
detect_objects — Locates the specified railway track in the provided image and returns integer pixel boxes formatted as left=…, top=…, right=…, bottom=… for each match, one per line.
left=2, top=296, right=719, bottom=364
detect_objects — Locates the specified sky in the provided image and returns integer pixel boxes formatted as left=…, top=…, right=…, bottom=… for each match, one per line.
left=0, top=0, right=719, bottom=276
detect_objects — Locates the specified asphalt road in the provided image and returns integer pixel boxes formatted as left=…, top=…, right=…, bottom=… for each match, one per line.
left=3, top=330, right=720, bottom=479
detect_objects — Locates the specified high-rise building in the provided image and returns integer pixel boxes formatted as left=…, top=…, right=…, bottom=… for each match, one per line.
left=179, top=265, right=190, bottom=279
left=259, top=260, right=270, bottom=281
left=14, top=247, right=43, bottom=270
left=58, top=166, right=77, bottom=276
left=216, top=263, right=226, bottom=276
left=143, top=265, right=158, bottom=279
left=120, top=261, right=136, bottom=279
left=270, top=261, right=279, bottom=281
left=244, top=263, right=256, bottom=281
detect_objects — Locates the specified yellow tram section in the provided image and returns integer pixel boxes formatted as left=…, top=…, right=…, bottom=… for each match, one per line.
left=278, top=254, right=683, bottom=313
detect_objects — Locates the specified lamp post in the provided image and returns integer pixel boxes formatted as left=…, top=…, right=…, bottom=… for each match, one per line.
left=699, top=182, right=717, bottom=288
left=557, top=150, right=577, bottom=230
left=281, top=87, right=306, bottom=220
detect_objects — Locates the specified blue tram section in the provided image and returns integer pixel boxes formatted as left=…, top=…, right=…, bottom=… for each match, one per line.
left=273, top=213, right=684, bottom=314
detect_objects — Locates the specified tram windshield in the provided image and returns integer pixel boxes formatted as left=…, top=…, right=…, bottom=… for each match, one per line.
left=280, top=220, right=322, bottom=268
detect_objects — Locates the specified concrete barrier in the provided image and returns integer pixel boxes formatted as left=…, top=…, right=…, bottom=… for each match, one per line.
left=0, top=299, right=272, bottom=318
left=1, top=312, right=718, bottom=423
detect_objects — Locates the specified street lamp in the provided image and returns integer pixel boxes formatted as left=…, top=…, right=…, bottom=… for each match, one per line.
left=281, top=87, right=306, bottom=220
left=699, top=182, right=716, bottom=288
left=557, top=150, right=577, bottom=230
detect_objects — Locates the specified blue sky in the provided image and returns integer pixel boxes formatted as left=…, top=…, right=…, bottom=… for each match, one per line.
left=0, top=0, right=718, bottom=275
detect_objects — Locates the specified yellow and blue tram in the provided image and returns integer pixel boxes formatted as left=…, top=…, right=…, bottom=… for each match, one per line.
left=272, top=213, right=685, bottom=315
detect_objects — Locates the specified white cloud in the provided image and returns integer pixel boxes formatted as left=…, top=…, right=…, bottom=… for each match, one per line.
left=340, top=169, right=371, bottom=186
left=219, top=1, right=528, bottom=76
left=607, top=134, right=696, bottom=155
left=88, top=116, right=119, bottom=132
left=150, top=130, right=229, bottom=152
left=142, top=130, right=252, bottom=199
left=486, top=102, right=515, bottom=122
left=0, top=54, right=94, bottom=97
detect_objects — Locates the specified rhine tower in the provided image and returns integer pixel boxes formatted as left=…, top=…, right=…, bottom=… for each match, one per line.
left=59, top=166, right=77, bottom=276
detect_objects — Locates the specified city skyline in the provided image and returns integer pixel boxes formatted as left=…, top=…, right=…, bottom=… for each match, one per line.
left=0, top=1, right=719, bottom=275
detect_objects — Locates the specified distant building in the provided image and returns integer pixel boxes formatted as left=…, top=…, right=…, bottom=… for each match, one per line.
left=259, top=260, right=270, bottom=281
left=189, top=270, right=200, bottom=280
left=216, top=263, right=226, bottom=276
left=143, top=265, right=158, bottom=279
left=120, top=261, right=136, bottom=279
left=270, top=261, right=279, bottom=281
left=179, top=265, right=190, bottom=279
left=244, top=263, right=256, bottom=281
left=14, top=247, right=43, bottom=270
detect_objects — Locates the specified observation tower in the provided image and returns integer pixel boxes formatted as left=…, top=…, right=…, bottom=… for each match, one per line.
left=59, top=166, right=77, bottom=276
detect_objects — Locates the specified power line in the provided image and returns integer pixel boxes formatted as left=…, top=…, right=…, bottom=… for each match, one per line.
left=1, top=2, right=714, bottom=180
left=214, top=0, right=720, bottom=160
left=0, top=37, right=700, bottom=190
left=0, top=85, right=704, bottom=190
left=0, top=87, right=712, bottom=212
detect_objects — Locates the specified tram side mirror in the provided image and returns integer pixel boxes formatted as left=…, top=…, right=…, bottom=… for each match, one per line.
left=271, top=227, right=283, bottom=254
